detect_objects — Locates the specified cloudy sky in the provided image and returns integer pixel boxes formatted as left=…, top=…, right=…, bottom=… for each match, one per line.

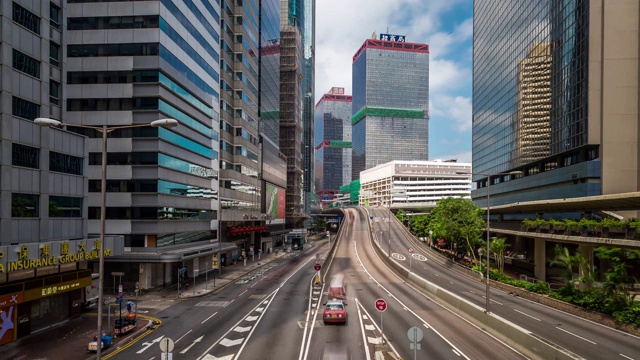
left=314, top=0, right=473, bottom=162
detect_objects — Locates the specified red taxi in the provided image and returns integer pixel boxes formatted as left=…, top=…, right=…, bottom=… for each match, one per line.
left=323, top=299, right=347, bottom=324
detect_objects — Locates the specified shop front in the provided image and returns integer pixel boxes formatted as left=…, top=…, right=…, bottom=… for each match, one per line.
left=0, top=237, right=124, bottom=346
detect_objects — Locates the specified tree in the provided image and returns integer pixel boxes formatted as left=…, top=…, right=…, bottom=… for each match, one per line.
left=395, top=209, right=407, bottom=223
left=409, top=214, right=430, bottom=237
left=595, top=247, right=640, bottom=311
left=549, top=245, right=586, bottom=288
left=490, top=237, right=510, bottom=273
left=315, top=218, right=328, bottom=232
left=428, top=197, right=485, bottom=264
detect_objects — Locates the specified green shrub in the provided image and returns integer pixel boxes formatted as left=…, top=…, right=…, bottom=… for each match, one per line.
left=579, top=218, right=600, bottom=229
left=614, top=305, right=640, bottom=329
left=601, top=217, right=625, bottom=230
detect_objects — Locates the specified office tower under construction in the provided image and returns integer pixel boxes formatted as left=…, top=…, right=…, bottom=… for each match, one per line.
left=279, top=26, right=305, bottom=225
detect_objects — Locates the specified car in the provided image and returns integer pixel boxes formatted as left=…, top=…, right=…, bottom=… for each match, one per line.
left=323, top=299, right=347, bottom=324
left=328, top=274, right=346, bottom=299
left=419, top=237, right=425, bottom=242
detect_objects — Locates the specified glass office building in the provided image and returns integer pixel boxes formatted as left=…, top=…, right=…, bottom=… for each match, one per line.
left=351, top=39, right=430, bottom=180
left=66, top=0, right=221, bottom=287
left=314, top=88, right=352, bottom=195
left=473, top=1, right=640, bottom=207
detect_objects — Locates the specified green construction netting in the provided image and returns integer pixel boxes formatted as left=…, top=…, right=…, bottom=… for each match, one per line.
left=330, top=140, right=352, bottom=148
left=261, top=110, right=280, bottom=120
left=351, top=106, right=426, bottom=125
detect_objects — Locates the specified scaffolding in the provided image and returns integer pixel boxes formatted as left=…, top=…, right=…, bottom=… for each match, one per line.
left=279, top=25, right=305, bottom=225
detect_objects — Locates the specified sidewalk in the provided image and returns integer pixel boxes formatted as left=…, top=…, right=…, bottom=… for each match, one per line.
left=3, top=242, right=317, bottom=360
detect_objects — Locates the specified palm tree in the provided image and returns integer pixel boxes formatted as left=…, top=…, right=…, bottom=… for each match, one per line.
left=549, top=245, right=581, bottom=287
left=490, top=237, right=510, bottom=273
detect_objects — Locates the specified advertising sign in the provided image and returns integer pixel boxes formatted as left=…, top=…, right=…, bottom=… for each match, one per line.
left=265, top=183, right=286, bottom=223
left=379, top=33, right=406, bottom=42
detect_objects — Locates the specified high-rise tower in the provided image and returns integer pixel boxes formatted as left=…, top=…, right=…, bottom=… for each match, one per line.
left=66, top=0, right=221, bottom=286
left=314, top=87, right=352, bottom=206
left=351, top=37, right=430, bottom=180
left=473, top=1, right=640, bottom=209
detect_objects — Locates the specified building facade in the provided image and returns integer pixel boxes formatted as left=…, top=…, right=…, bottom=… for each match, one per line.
left=0, top=0, right=123, bottom=345
left=301, top=0, right=316, bottom=221
left=259, top=0, right=287, bottom=251
left=351, top=38, right=430, bottom=180
left=359, top=160, right=472, bottom=209
left=472, top=0, right=640, bottom=209
left=66, top=0, right=221, bottom=288
left=314, top=87, right=352, bottom=201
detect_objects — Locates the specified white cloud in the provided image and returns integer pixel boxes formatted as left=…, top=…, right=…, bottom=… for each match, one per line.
left=432, top=151, right=472, bottom=164
left=315, top=0, right=472, bottom=102
left=430, top=95, right=472, bottom=132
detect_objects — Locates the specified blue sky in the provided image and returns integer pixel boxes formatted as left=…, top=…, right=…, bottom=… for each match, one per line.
left=315, top=0, right=473, bottom=162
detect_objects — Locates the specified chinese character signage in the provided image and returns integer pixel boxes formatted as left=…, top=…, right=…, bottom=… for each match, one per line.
left=0, top=237, right=124, bottom=274
left=379, top=33, right=406, bottom=42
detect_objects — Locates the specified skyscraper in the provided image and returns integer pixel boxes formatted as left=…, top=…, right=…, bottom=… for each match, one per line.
left=351, top=37, right=430, bottom=180
left=66, top=0, right=221, bottom=286
left=314, top=87, right=352, bottom=205
left=473, top=1, right=640, bottom=208
left=302, top=0, right=316, bottom=221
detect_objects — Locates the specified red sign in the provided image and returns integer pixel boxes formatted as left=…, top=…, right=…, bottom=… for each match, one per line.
left=314, top=263, right=321, bottom=271
left=375, top=299, right=387, bottom=312
left=408, top=247, right=414, bottom=253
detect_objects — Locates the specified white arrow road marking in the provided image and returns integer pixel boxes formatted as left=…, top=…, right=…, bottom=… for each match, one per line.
left=202, top=355, right=234, bottom=360
left=137, top=335, right=164, bottom=353
left=368, top=337, right=383, bottom=344
left=234, top=326, right=251, bottom=333
left=245, top=315, right=259, bottom=321
left=220, top=338, right=244, bottom=347
left=180, top=335, right=203, bottom=354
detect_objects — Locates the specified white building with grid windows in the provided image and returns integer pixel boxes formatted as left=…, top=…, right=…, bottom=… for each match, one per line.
left=359, top=160, right=472, bottom=209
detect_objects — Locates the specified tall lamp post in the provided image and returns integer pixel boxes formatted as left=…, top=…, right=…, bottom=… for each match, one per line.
left=35, top=117, right=178, bottom=359
left=456, top=170, right=522, bottom=313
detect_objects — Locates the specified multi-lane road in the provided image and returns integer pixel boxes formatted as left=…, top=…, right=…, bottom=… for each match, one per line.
left=368, top=206, right=640, bottom=360
left=109, top=206, right=639, bottom=360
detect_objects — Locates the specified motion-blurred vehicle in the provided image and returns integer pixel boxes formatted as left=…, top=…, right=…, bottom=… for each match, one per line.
left=328, top=274, right=346, bottom=299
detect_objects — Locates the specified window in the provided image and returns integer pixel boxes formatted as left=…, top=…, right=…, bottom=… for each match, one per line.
left=12, top=143, right=40, bottom=169
left=50, top=151, right=83, bottom=175
left=50, top=42, right=61, bottom=67
left=49, top=196, right=82, bottom=217
left=12, top=96, right=40, bottom=120
left=13, top=2, right=40, bottom=34
left=13, top=49, right=41, bottom=78
left=50, top=3, right=60, bottom=29
left=49, top=81, right=60, bottom=105
left=12, top=193, right=39, bottom=217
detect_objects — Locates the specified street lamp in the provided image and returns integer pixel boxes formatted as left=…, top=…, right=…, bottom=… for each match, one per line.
left=35, top=117, right=178, bottom=358
left=456, top=170, right=522, bottom=313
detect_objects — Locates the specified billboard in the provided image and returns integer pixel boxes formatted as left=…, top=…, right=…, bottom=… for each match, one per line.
left=266, top=183, right=286, bottom=223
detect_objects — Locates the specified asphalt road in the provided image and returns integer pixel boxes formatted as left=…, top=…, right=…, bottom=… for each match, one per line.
left=368, top=206, right=640, bottom=360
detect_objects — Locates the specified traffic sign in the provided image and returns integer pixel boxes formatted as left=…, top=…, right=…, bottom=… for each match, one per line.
left=407, top=326, right=424, bottom=342
left=159, top=337, right=175, bottom=353
left=408, top=247, right=414, bottom=253
left=376, top=298, right=387, bottom=312
left=314, top=263, right=321, bottom=271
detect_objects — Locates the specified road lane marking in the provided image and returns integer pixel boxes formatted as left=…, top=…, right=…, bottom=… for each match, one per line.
left=175, top=329, right=192, bottom=343
left=201, top=311, right=218, bottom=324
left=234, top=326, right=251, bottom=333
left=482, top=296, right=503, bottom=305
left=619, top=354, right=634, bottom=360
left=514, top=309, right=541, bottom=321
left=180, top=335, right=203, bottom=354
left=356, top=298, right=372, bottom=360
left=220, top=338, right=243, bottom=347
left=239, top=290, right=248, bottom=296
left=555, top=327, right=596, bottom=344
